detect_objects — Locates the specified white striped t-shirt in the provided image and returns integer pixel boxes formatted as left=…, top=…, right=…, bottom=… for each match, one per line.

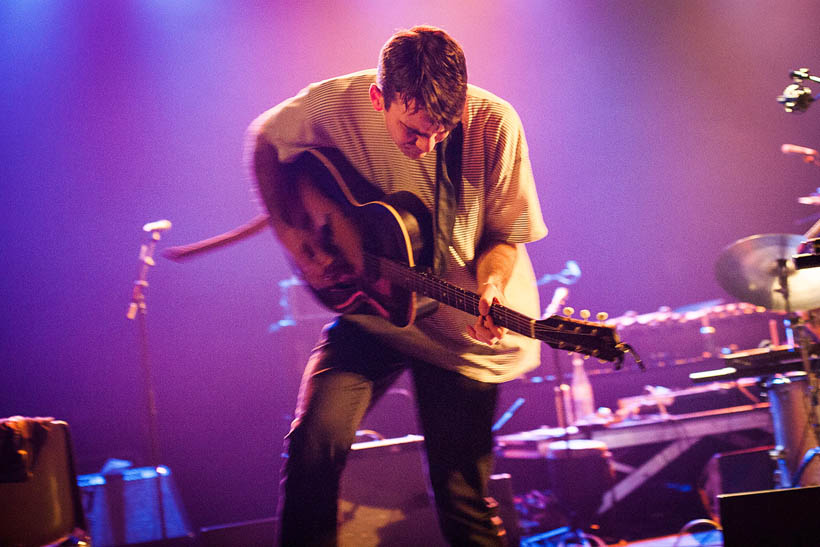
left=250, top=69, right=548, bottom=382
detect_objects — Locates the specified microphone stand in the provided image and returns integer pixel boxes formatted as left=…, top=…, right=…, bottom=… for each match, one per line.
left=126, top=222, right=170, bottom=539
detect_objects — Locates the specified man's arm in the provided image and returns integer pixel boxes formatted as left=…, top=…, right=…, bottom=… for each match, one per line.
left=466, top=241, right=517, bottom=345
left=253, top=135, right=340, bottom=288
left=253, top=135, right=293, bottom=230
left=159, top=133, right=290, bottom=262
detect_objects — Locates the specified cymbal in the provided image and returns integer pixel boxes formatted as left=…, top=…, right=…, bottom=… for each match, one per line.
left=715, top=233, right=820, bottom=311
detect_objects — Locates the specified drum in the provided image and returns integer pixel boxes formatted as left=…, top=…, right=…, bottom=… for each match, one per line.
left=766, top=374, right=820, bottom=487
left=546, top=439, right=613, bottom=527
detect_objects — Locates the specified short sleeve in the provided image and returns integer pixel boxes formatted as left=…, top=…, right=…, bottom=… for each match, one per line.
left=482, top=104, right=547, bottom=244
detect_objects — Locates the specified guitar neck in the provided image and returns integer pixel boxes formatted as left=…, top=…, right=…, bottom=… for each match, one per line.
left=369, top=254, right=537, bottom=338
left=367, top=253, right=625, bottom=362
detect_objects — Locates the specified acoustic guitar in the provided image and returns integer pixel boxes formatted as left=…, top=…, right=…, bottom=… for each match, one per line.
left=271, top=147, right=630, bottom=364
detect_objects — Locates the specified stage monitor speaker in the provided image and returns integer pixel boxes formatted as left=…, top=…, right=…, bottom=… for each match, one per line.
left=78, top=466, right=194, bottom=546
left=719, top=484, right=820, bottom=547
left=338, top=435, right=445, bottom=547
left=700, top=445, right=776, bottom=521
left=338, top=436, right=519, bottom=546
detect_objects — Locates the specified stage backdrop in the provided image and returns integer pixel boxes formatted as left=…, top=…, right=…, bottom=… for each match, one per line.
left=2, top=0, right=819, bottom=530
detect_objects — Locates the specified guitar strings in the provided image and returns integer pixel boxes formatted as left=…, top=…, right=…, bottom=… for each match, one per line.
left=366, top=254, right=615, bottom=351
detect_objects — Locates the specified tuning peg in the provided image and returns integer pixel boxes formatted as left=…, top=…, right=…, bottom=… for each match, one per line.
left=563, top=306, right=574, bottom=317
left=596, top=312, right=609, bottom=322
left=580, top=309, right=591, bottom=320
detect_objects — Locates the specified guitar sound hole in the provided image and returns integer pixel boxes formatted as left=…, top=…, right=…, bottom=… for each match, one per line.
left=319, top=222, right=340, bottom=255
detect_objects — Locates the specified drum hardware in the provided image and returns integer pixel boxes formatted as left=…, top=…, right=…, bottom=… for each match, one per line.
left=795, top=190, right=820, bottom=269
left=713, top=231, right=820, bottom=487
left=792, top=446, right=820, bottom=486
left=694, top=335, right=820, bottom=488
left=761, top=373, right=820, bottom=487
left=794, top=239, right=820, bottom=270
left=782, top=144, right=820, bottom=167
left=798, top=189, right=820, bottom=205
left=690, top=344, right=820, bottom=383
left=777, top=68, right=819, bottom=114
left=714, top=233, right=820, bottom=312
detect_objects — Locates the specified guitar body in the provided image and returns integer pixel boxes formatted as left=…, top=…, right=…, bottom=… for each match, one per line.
left=286, top=148, right=433, bottom=327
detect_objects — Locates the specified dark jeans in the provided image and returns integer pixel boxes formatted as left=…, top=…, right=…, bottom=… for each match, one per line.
left=277, top=318, right=504, bottom=546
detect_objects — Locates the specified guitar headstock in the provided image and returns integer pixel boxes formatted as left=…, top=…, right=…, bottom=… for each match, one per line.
left=537, top=309, right=625, bottom=363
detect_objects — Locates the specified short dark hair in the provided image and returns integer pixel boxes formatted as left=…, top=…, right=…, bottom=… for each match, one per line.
left=377, top=26, right=468, bottom=129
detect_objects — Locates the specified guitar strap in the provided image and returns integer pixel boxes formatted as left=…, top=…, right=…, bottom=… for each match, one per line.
left=433, top=122, right=463, bottom=275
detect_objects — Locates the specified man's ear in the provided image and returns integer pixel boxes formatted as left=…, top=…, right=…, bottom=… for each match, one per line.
left=369, top=83, right=385, bottom=112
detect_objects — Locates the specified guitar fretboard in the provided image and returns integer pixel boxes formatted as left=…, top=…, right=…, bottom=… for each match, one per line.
left=369, top=254, right=536, bottom=336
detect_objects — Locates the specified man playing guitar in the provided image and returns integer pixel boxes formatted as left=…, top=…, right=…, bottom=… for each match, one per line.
left=249, top=26, right=547, bottom=545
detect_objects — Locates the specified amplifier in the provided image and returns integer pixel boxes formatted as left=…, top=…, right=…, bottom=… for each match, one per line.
left=700, top=445, right=776, bottom=521
left=0, top=418, right=87, bottom=547
left=77, top=466, right=193, bottom=546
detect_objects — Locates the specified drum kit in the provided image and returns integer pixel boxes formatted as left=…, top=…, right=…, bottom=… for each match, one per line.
left=713, top=141, right=820, bottom=489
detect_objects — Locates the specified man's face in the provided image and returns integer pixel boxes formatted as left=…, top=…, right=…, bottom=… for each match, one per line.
left=370, top=84, right=450, bottom=159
